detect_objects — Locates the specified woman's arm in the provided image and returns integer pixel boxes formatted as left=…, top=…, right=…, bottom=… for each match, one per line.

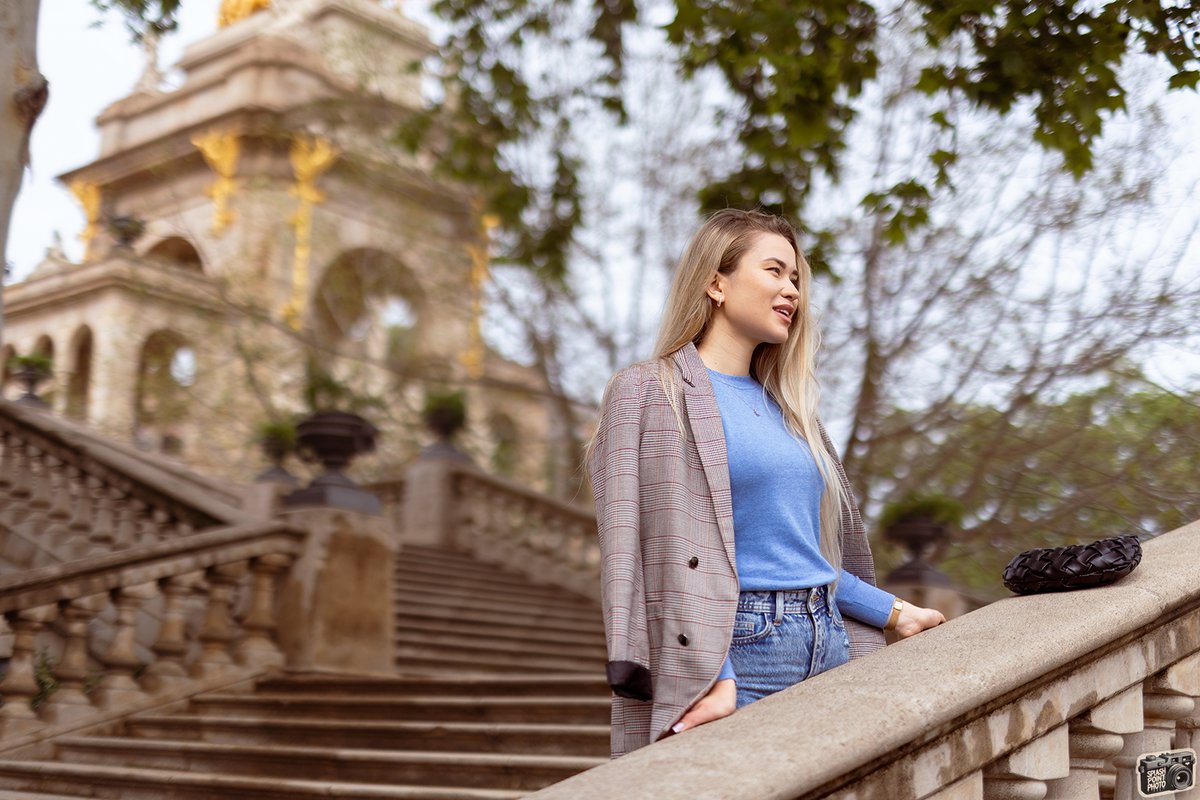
left=588, top=369, right=654, bottom=701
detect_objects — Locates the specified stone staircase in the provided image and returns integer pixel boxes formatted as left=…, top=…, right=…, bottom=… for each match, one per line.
left=0, top=544, right=611, bottom=798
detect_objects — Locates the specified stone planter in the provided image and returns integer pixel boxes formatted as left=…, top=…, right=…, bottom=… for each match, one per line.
left=14, top=364, right=51, bottom=408
left=283, top=411, right=381, bottom=513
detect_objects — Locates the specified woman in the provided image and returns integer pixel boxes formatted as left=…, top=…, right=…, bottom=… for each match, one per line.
left=585, top=209, right=944, bottom=759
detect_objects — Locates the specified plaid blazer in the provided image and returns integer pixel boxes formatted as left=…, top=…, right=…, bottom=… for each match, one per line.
left=586, top=341, right=887, bottom=758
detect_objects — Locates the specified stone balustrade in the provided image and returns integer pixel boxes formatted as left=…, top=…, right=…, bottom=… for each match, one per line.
left=1, top=400, right=250, bottom=566
left=449, top=467, right=601, bottom=599
left=529, top=519, right=1200, bottom=800
left=0, top=521, right=303, bottom=748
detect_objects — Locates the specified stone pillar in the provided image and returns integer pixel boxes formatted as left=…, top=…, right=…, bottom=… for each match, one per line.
left=401, top=443, right=473, bottom=548
left=41, top=595, right=106, bottom=726
left=1046, top=685, right=1142, bottom=800
left=93, top=583, right=156, bottom=709
left=275, top=507, right=396, bottom=673
left=1113, top=656, right=1200, bottom=800
left=984, top=725, right=1070, bottom=800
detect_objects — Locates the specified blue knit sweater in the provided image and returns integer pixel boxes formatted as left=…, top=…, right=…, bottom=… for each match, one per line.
left=707, top=368, right=895, bottom=684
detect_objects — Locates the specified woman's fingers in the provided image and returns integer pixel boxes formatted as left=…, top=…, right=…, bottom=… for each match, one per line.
left=672, top=678, right=737, bottom=734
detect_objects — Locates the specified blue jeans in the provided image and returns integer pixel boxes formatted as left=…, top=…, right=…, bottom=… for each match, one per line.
left=727, top=586, right=850, bottom=709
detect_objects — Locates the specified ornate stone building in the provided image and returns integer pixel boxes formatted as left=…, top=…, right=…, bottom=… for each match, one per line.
left=1, top=0, right=588, bottom=497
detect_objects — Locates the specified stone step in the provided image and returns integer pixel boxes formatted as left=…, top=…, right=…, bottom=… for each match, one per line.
left=392, top=649, right=598, bottom=675
left=393, top=599, right=605, bottom=634
left=123, top=715, right=611, bottom=757
left=391, top=635, right=606, bottom=671
left=392, top=567, right=595, bottom=605
left=0, top=760, right=526, bottom=799
left=254, top=672, right=610, bottom=697
left=392, top=573, right=596, bottom=610
left=393, top=558, right=576, bottom=590
left=393, top=590, right=603, bottom=626
left=394, top=615, right=605, bottom=649
left=53, top=737, right=604, bottom=792
left=190, top=693, right=612, bottom=724
left=391, top=628, right=606, bottom=662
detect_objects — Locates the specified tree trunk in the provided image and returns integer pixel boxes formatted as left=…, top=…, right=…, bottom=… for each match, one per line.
left=0, top=0, right=48, bottom=348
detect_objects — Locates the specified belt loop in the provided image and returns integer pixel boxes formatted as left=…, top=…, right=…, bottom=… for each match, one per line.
left=774, top=590, right=784, bottom=625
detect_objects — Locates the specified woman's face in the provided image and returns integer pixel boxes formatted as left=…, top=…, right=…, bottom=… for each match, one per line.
left=710, top=232, right=801, bottom=347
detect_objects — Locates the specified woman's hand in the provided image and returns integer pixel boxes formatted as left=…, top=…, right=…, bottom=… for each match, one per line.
left=671, top=678, right=737, bottom=734
left=893, top=602, right=946, bottom=639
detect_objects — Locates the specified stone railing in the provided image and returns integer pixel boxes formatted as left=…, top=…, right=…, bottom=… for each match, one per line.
left=449, top=467, right=600, bottom=600
left=529, top=519, right=1200, bottom=800
left=0, top=521, right=303, bottom=753
left=366, top=477, right=406, bottom=538
left=0, top=400, right=250, bottom=567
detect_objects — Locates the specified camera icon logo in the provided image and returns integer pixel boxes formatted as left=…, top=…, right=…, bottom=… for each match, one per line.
left=1138, top=749, right=1196, bottom=797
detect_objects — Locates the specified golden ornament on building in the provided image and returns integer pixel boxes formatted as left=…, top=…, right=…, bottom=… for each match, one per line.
left=283, top=135, right=340, bottom=331
left=68, top=180, right=102, bottom=262
left=218, top=0, right=271, bottom=28
left=191, top=129, right=240, bottom=236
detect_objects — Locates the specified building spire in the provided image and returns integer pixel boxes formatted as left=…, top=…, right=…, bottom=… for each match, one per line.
left=134, top=29, right=163, bottom=93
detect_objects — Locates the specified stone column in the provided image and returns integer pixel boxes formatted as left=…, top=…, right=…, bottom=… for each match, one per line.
left=275, top=507, right=396, bottom=673
left=142, top=572, right=199, bottom=694
left=235, top=553, right=291, bottom=669
left=984, top=724, right=1070, bottom=800
left=401, top=445, right=472, bottom=547
left=1046, top=685, right=1142, bottom=800
left=0, top=605, right=56, bottom=738
left=192, top=562, right=248, bottom=679
left=41, top=595, right=106, bottom=726
left=92, top=583, right=156, bottom=709
left=1113, top=655, right=1200, bottom=800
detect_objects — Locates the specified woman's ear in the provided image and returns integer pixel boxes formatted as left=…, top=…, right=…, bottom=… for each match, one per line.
left=706, top=276, right=725, bottom=306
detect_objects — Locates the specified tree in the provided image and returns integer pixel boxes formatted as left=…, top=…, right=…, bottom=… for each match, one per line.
left=404, top=0, right=1200, bottom=282
left=0, top=0, right=181, bottom=346
left=866, top=371, right=1200, bottom=597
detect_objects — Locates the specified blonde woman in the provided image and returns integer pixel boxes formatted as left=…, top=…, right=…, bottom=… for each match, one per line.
left=585, top=209, right=944, bottom=759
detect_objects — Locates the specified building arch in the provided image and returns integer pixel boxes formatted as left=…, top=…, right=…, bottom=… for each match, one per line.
left=489, top=412, right=519, bottom=477
left=144, top=236, right=205, bottom=273
left=0, top=344, right=15, bottom=399
left=310, top=248, right=425, bottom=371
left=66, top=325, right=94, bottom=420
left=134, top=330, right=196, bottom=454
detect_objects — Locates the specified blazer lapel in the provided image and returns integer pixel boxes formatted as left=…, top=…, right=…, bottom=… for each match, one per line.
left=671, top=342, right=738, bottom=576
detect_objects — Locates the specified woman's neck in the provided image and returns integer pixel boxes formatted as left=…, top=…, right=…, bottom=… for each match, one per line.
left=696, top=331, right=754, bottom=376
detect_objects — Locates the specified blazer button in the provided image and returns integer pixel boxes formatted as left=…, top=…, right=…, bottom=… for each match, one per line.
left=678, top=634, right=689, bottom=646
left=688, top=556, right=699, bottom=569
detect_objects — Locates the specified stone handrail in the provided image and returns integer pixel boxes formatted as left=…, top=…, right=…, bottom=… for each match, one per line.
left=449, top=466, right=600, bottom=600
left=529, top=519, right=1200, bottom=800
left=0, top=520, right=303, bottom=750
left=0, top=400, right=251, bottom=567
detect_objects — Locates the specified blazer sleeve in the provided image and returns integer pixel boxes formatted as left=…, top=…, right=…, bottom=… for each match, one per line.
left=587, top=369, right=653, bottom=702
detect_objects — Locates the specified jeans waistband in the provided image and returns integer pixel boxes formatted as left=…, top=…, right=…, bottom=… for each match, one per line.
left=737, top=586, right=832, bottom=614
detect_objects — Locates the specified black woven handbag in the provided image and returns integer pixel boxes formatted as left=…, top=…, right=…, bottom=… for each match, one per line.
left=1002, top=534, right=1142, bottom=595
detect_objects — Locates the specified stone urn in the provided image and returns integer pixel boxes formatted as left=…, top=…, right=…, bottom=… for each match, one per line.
left=283, top=411, right=381, bottom=513
left=10, top=358, right=53, bottom=408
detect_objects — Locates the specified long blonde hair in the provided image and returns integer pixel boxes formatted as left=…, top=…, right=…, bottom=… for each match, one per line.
left=589, top=208, right=849, bottom=576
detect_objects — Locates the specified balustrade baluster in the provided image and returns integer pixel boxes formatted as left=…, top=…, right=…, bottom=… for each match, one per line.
left=925, top=772, right=984, bottom=800
left=4, top=438, right=33, bottom=519
left=0, top=606, right=56, bottom=738
left=1046, top=685, right=1141, bottom=800
left=1112, top=659, right=1200, bottom=800
left=192, top=562, right=248, bottom=679
left=113, top=491, right=137, bottom=548
left=88, top=479, right=117, bottom=551
left=43, top=455, right=74, bottom=552
left=17, top=445, right=51, bottom=543
left=0, top=429, right=12, bottom=497
left=983, top=725, right=1070, bottom=800
left=129, top=498, right=154, bottom=546
left=236, top=553, right=292, bottom=668
left=92, top=584, right=156, bottom=709
left=62, top=465, right=93, bottom=558
left=41, top=595, right=107, bottom=726
left=142, top=573, right=200, bottom=694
